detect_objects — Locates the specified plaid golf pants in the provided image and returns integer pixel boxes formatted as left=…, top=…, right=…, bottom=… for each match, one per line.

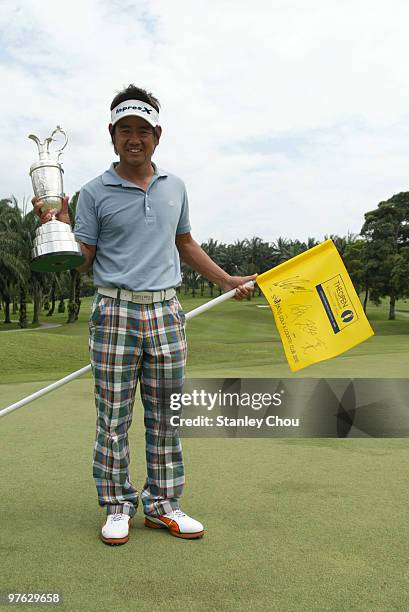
left=88, top=292, right=187, bottom=518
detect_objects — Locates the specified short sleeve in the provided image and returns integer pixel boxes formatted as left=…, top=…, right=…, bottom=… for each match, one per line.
left=176, top=185, right=191, bottom=235
left=73, top=188, right=99, bottom=245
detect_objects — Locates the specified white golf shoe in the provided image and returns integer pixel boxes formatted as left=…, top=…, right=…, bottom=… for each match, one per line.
left=144, top=509, right=204, bottom=539
left=101, top=513, right=131, bottom=545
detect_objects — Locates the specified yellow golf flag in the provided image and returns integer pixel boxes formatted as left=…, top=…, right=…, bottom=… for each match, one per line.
left=257, top=240, right=374, bottom=372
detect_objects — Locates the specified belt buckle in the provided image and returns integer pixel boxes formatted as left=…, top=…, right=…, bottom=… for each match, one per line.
left=132, top=291, right=151, bottom=304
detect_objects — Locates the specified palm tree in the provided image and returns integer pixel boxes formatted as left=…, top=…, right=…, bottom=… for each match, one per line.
left=0, top=201, right=17, bottom=322
left=0, top=198, right=32, bottom=327
left=46, top=272, right=66, bottom=316
left=286, top=239, right=308, bottom=258
left=18, top=199, right=50, bottom=326
left=0, top=255, right=27, bottom=323
left=31, top=268, right=54, bottom=325
left=324, top=232, right=358, bottom=258
left=67, top=192, right=82, bottom=323
left=271, top=237, right=291, bottom=264
left=201, top=239, right=219, bottom=296
left=306, top=236, right=319, bottom=250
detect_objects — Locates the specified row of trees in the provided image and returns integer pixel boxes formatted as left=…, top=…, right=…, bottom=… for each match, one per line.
left=0, top=192, right=92, bottom=328
left=183, top=193, right=409, bottom=320
left=0, top=191, right=408, bottom=326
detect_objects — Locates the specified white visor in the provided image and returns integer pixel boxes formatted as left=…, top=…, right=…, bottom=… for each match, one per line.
left=111, top=99, right=159, bottom=127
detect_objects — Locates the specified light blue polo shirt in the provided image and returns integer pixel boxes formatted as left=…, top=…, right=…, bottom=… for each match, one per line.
left=73, top=162, right=191, bottom=291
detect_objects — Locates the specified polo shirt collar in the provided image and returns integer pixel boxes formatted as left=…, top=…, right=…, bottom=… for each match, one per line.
left=102, top=162, right=168, bottom=186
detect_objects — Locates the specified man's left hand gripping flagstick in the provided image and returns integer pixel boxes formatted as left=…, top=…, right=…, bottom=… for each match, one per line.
left=0, top=281, right=256, bottom=419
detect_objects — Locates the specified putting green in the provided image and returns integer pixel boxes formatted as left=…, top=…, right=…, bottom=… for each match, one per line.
left=1, top=294, right=408, bottom=609
left=1, top=380, right=409, bottom=610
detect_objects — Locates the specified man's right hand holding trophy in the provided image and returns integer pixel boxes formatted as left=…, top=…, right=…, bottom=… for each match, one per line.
left=32, top=194, right=70, bottom=225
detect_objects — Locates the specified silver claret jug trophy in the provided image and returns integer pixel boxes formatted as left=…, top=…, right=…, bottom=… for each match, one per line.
left=29, top=126, right=85, bottom=272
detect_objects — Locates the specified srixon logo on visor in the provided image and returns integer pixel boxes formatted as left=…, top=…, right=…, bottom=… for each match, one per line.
left=116, top=105, right=152, bottom=115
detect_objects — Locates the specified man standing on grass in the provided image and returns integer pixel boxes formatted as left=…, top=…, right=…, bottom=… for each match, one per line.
left=33, top=84, right=256, bottom=545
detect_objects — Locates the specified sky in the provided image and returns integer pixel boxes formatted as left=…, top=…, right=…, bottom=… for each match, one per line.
left=1, top=0, right=409, bottom=244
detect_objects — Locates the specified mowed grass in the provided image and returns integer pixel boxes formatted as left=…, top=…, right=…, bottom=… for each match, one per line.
left=1, top=384, right=409, bottom=611
left=1, top=293, right=409, bottom=610
left=0, top=293, right=408, bottom=384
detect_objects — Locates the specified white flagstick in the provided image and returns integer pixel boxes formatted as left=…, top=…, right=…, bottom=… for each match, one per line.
left=0, top=281, right=255, bottom=418
left=184, top=280, right=255, bottom=320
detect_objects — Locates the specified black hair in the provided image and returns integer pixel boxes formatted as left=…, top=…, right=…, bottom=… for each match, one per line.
left=110, top=84, right=160, bottom=113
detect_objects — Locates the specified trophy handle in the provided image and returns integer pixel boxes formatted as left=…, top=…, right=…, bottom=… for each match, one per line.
left=50, top=126, right=68, bottom=161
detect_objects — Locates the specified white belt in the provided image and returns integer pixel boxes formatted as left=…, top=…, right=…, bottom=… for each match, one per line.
left=97, top=286, right=176, bottom=304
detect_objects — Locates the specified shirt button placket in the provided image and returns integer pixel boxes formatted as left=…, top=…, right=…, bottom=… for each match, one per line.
left=145, top=192, right=155, bottom=223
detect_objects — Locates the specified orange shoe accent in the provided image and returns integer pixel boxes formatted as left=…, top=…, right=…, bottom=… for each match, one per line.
left=144, top=517, right=204, bottom=539
left=101, top=534, right=129, bottom=545
left=144, top=518, right=163, bottom=529
left=169, top=530, right=205, bottom=539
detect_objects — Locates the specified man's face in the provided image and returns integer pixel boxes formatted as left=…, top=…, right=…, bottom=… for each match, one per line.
left=110, top=115, right=160, bottom=166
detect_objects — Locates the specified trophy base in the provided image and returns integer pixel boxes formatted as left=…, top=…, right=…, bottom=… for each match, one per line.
left=31, top=251, right=85, bottom=273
